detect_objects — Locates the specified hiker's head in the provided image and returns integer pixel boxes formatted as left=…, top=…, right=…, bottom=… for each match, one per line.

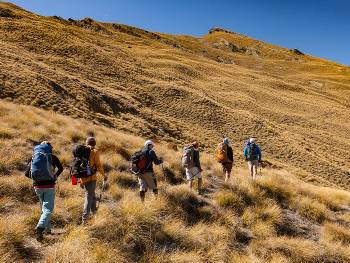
left=223, top=138, right=230, bottom=145
left=192, top=141, right=199, bottom=149
left=41, top=141, right=52, bottom=149
left=86, top=137, right=96, bottom=147
left=144, top=140, right=154, bottom=149
left=249, top=138, right=256, bottom=144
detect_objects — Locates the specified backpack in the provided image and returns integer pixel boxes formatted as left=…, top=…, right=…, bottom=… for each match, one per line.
left=30, top=144, right=55, bottom=181
left=182, top=146, right=195, bottom=168
left=216, top=143, right=228, bottom=163
left=130, top=150, right=147, bottom=175
left=246, top=143, right=256, bottom=161
left=70, top=145, right=93, bottom=178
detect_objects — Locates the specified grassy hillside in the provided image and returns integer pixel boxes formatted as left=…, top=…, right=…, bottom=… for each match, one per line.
left=0, top=2, right=349, bottom=189
left=1, top=101, right=350, bottom=263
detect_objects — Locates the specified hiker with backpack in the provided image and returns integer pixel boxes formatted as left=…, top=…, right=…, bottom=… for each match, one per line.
left=131, top=140, right=163, bottom=202
left=182, top=141, right=203, bottom=195
left=72, top=137, right=107, bottom=224
left=24, top=141, right=63, bottom=241
left=243, top=138, right=262, bottom=179
left=216, top=138, right=233, bottom=182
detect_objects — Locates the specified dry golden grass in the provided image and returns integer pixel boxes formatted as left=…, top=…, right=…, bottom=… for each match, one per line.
left=0, top=50, right=350, bottom=263
left=0, top=2, right=349, bottom=190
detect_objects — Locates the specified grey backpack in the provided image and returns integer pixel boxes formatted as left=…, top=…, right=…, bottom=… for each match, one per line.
left=182, top=146, right=194, bottom=168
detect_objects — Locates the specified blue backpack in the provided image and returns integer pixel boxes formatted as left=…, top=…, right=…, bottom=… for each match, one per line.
left=30, top=144, right=55, bottom=181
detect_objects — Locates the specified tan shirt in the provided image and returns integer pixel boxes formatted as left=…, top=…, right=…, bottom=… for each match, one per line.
left=80, top=146, right=105, bottom=185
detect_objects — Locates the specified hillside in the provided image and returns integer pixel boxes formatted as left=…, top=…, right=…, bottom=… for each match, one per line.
left=1, top=100, right=350, bottom=263
left=0, top=2, right=349, bottom=191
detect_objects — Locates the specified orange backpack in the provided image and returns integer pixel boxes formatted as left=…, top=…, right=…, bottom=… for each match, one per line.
left=216, top=143, right=228, bottom=163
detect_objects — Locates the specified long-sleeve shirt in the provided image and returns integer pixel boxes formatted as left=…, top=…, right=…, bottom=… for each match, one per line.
left=243, top=143, right=262, bottom=161
left=193, top=149, right=201, bottom=169
left=142, top=147, right=163, bottom=172
left=25, top=154, right=63, bottom=188
left=80, top=146, right=105, bottom=185
left=224, top=146, right=233, bottom=164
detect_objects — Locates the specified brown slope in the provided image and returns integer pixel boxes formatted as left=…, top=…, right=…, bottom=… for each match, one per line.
left=0, top=2, right=349, bottom=189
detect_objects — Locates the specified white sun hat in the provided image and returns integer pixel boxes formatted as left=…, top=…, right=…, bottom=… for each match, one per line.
left=144, top=140, right=154, bottom=147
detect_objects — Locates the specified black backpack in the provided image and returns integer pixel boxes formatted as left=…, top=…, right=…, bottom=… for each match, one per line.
left=70, top=145, right=94, bottom=178
left=246, top=143, right=256, bottom=161
left=130, top=150, right=147, bottom=175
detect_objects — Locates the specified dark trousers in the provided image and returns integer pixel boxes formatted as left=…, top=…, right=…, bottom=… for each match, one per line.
left=82, top=180, right=97, bottom=220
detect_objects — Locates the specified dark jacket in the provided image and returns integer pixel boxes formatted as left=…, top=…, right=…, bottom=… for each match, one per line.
left=193, top=149, right=201, bottom=169
left=223, top=146, right=233, bottom=164
left=142, top=147, right=163, bottom=172
left=25, top=154, right=63, bottom=186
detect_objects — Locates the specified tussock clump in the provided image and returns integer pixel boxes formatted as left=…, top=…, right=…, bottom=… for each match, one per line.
left=214, top=190, right=245, bottom=214
left=255, top=175, right=295, bottom=206
left=164, top=185, right=210, bottom=223
left=0, top=216, right=39, bottom=262
left=296, top=197, right=328, bottom=223
left=0, top=127, right=14, bottom=139
left=322, top=222, right=350, bottom=245
left=109, top=171, right=138, bottom=188
left=0, top=176, right=37, bottom=203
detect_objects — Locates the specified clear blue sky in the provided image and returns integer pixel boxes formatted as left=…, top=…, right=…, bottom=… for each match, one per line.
left=8, top=0, right=350, bottom=66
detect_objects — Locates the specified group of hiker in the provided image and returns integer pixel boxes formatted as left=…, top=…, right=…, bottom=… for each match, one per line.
left=24, top=136, right=262, bottom=241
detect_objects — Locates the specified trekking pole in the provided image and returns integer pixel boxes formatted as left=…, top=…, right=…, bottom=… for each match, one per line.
left=97, top=181, right=106, bottom=209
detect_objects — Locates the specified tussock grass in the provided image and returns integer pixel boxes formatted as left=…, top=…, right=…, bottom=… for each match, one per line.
left=322, top=222, right=350, bottom=245
left=0, top=216, right=38, bottom=262
left=295, top=197, right=329, bottom=223
left=0, top=101, right=349, bottom=262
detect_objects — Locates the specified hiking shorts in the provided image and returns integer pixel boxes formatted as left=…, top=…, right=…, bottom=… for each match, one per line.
left=186, top=167, right=202, bottom=181
left=138, top=172, right=157, bottom=191
left=222, top=162, right=233, bottom=173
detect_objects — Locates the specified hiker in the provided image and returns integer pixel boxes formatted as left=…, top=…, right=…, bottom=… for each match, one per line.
left=216, top=138, right=233, bottom=182
left=184, top=141, right=203, bottom=194
left=78, top=137, right=107, bottom=224
left=243, top=138, right=262, bottom=179
left=136, top=140, right=163, bottom=202
left=24, top=141, right=63, bottom=241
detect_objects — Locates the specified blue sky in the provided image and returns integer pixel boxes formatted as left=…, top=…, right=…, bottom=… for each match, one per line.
left=8, top=0, right=350, bottom=66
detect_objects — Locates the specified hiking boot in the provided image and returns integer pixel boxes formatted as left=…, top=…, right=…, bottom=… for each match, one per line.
left=139, top=191, right=145, bottom=202
left=35, top=227, right=44, bottom=242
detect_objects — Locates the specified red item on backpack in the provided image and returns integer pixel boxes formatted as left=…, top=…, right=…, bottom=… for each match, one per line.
left=71, top=175, right=78, bottom=185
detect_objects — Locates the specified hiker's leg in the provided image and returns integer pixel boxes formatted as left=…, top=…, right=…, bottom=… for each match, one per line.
left=36, top=189, right=55, bottom=231
left=224, top=163, right=232, bottom=182
left=139, top=190, right=145, bottom=202
left=248, top=161, right=254, bottom=178
left=253, top=161, right=258, bottom=179
left=35, top=189, right=44, bottom=229
left=90, top=180, right=97, bottom=214
left=153, top=174, right=158, bottom=197
left=225, top=171, right=230, bottom=182
left=188, top=180, right=193, bottom=189
left=198, top=178, right=203, bottom=194
left=153, top=188, right=158, bottom=199
left=82, top=181, right=93, bottom=221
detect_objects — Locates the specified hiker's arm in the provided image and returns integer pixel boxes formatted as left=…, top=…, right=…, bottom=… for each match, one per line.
left=24, top=159, right=31, bottom=178
left=95, top=151, right=106, bottom=180
left=151, top=151, right=163, bottom=165
left=197, top=155, right=202, bottom=171
left=228, top=147, right=233, bottom=162
left=52, top=155, right=64, bottom=177
left=257, top=147, right=262, bottom=161
left=243, top=147, right=247, bottom=157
